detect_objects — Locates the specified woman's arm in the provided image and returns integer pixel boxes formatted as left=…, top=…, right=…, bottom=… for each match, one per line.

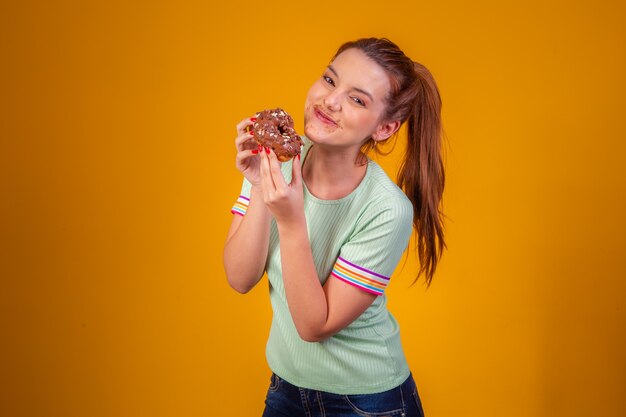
left=259, top=149, right=377, bottom=341
left=222, top=117, right=271, bottom=294
left=278, top=218, right=376, bottom=342
left=223, top=186, right=272, bottom=293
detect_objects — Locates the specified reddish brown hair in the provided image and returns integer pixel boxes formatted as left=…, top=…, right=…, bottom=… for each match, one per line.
left=333, top=38, right=447, bottom=287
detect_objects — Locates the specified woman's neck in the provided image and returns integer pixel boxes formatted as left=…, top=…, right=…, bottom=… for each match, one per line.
left=302, top=144, right=368, bottom=200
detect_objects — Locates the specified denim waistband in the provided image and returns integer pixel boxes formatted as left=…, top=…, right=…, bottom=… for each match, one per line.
left=263, top=372, right=425, bottom=417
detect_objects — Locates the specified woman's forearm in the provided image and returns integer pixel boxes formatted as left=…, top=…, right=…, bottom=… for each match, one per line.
left=277, top=216, right=329, bottom=341
left=223, top=187, right=272, bottom=293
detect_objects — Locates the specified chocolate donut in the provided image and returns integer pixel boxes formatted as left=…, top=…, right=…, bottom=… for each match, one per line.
left=252, top=108, right=302, bottom=162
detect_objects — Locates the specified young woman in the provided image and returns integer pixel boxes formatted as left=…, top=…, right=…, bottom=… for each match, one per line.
left=223, top=37, right=446, bottom=417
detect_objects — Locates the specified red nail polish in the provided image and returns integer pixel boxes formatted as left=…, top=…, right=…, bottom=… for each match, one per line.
left=258, top=144, right=263, bottom=151
left=265, top=147, right=270, bottom=155
left=297, top=154, right=301, bottom=160
left=250, top=117, right=257, bottom=122
left=251, top=149, right=259, bottom=154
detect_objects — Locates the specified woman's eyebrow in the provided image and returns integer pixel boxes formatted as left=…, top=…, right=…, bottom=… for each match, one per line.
left=327, top=65, right=375, bottom=103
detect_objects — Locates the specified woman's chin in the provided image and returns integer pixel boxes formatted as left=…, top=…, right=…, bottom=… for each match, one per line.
left=304, top=123, right=335, bottom=144
left=303, top=124, right=320, bottom=142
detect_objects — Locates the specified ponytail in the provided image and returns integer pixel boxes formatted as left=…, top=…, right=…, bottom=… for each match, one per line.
left=397, top=62, right=447, bottom=287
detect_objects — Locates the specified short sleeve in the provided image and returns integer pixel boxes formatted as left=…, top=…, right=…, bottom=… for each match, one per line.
left=230, top=177, right=252, bottom=216
left=330, top=200, right=414, bottom=296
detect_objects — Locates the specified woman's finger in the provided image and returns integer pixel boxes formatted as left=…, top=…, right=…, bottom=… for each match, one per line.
left=235, top=131, right=256, bottom=151
left=260, top=147, right=276, bottom=196
left=235, top=148, right=260, bottom=166
left=266, top=148, right=287, bottom=190
left=291, top=153, right=302, bottom=188
left=235, top=116, right=257, bottom=135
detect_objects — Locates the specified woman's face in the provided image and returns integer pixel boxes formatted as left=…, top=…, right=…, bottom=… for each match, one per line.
left=304, top=48, right=397, bottom=152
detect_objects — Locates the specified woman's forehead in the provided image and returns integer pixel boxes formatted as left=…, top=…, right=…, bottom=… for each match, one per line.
left=329, top=49, right=390, bottom=101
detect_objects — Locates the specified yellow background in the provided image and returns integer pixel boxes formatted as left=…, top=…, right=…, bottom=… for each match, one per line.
left=1, top=0, right=625, bottom=416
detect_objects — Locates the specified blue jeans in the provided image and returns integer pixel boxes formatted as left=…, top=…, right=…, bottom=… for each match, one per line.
left=262, top=373, right=425, bottom=417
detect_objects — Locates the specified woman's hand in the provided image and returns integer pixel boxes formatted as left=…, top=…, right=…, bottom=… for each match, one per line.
left=259, top=147, right=304, bottom=226
left=234, top=117, right=261, bottom=185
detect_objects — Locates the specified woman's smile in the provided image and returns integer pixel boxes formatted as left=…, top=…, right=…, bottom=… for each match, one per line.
left=313, top=105, right=339, bottom=128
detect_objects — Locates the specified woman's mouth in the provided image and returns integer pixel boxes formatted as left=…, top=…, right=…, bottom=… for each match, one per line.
left=313, top=106, right=338, bottom=127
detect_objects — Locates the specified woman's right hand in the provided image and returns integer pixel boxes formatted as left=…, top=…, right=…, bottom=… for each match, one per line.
left=234, top=117, right=261, bottom=185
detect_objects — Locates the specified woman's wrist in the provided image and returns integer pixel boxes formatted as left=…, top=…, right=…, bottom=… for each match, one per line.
left=276, top=212, right=307, bottom=234
left=249, top=184, right=264, bottom=199
left=246, top=186, right=271, bottom=217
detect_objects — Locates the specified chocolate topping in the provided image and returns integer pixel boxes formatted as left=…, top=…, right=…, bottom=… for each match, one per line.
left=252, top=108, right=302, bottom=162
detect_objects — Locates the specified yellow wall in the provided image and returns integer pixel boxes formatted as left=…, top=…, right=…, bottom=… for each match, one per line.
left=1, top=0, right=625, bottom=416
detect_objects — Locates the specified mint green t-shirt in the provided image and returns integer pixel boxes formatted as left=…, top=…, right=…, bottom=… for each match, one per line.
left=232, top=137, right=414, bottom=394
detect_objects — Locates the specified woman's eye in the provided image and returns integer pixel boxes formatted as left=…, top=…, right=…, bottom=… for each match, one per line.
left=351, top=96, right=365, bottom=106
left=323, top=75, right=335, bottom=86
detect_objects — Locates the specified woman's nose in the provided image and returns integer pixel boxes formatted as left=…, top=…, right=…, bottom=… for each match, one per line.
left=323, top=90, right=341, bottom=111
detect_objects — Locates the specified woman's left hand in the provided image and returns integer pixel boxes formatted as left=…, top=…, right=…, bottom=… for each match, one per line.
left=259, top=147, right=304, bottom=226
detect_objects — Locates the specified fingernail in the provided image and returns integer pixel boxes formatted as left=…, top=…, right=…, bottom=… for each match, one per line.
left=250, top=117, right=257, bottom=122
left=251, top=149, right=259, bottom=154
left=258, top=144, right=263, bottom=151
left=265, top=147, right=270, bottom=155
left=297, top=154, right=301, bottom=160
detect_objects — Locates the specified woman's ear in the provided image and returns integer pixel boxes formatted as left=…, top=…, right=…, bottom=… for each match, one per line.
left=372, top=120, right=401, bottom=142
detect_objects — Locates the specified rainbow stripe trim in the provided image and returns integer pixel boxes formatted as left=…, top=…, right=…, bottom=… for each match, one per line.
left=231, top=195, right=250, bottom=216
left=330, top=256, right=390, bottom=296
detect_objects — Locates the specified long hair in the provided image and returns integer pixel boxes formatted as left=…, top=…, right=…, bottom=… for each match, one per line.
left=333, top=38, right=447, bottom=287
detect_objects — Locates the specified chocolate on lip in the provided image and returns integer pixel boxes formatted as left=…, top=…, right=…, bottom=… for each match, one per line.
left=314, top=106, right=337, bottom=126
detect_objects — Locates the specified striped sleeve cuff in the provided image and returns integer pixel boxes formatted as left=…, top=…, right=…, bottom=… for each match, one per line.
left=231, top=195, right=250, bottom=216
left=330, top=256, right=390, bottom=296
